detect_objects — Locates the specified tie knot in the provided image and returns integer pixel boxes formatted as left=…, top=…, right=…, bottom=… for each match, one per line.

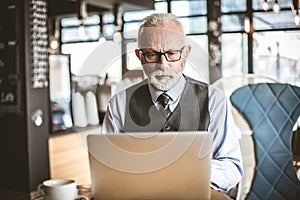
left=157, top=93, right=170, bottom=108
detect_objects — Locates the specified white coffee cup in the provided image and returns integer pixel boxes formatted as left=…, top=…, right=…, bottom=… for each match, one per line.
left=38, top=179, right=88, bottom=200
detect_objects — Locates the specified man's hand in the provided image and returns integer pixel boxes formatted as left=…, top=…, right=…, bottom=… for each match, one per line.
left=211, top=189, right=233, bottom=200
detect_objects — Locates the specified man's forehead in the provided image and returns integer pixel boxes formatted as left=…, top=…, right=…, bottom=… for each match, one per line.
left=138, top=26, right=186, bottom=49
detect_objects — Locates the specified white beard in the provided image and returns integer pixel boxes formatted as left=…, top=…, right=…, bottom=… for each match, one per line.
left=148, top=69, right=181, bottom=91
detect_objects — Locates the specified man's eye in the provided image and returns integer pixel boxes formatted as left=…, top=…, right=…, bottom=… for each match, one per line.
left=146, top=52, right=159, bottom=57
left=167, top=51, right=179, bottom=56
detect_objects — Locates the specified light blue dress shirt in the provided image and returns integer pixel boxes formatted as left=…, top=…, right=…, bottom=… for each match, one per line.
left=101, top=75, right=243, bottom=192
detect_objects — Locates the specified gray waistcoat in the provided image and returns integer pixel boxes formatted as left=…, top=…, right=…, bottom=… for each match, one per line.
left=124, top=77, right=209, bottom=132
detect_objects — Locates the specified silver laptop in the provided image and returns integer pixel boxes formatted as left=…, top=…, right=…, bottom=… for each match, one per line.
left=87, top=131, right=213, bottom=200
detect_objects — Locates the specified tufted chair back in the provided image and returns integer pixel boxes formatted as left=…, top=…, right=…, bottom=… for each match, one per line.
left=230, top=83, right=300, bottom=200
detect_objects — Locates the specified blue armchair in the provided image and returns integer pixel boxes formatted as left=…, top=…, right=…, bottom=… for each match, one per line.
left=230, top=83, right=300, bottom=200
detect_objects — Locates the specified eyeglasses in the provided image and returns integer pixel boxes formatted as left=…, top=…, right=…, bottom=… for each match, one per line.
left=139, top=47, right=185, bottom=63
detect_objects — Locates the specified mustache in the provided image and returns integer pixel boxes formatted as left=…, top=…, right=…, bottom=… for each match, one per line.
left=152, top=69, right=177, bottom=76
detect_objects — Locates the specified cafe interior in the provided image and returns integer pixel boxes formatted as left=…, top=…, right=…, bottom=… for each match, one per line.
left=0, top=0, right=300, bottom=199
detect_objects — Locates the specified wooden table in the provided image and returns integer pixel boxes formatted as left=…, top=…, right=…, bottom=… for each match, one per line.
left=30, top=184, right=232, bottom=200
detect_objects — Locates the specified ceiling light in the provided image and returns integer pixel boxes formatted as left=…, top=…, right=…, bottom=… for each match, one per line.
left=262, top=0, right=270, bottom=11
left=244, top=17, right=251, bottom=33
left=98, top=36, right=106, bottom=43
left=50, top=36, right=59, bottom=50
left=273, top=0, right=280, bottom=12
left=78, top=23, right=85, bottom=37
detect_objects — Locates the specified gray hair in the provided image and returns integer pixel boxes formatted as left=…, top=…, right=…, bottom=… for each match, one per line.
left=139, top=13, right=184, bottom=33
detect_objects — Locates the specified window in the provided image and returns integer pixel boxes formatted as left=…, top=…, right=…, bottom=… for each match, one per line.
left=61, top=42, right=122, bottom=82
left=221, top=0, right=300, bottom=86
left=171, top=0, right=207, bottom=16
left=180, top=16, right=207, bottom=34
left=253, top=11, right=299, bottom=30
left=61, top=15, right=101, bottom=43
left=126, top=42, right=142, bottom=71
left=221, top=0, right=248, bottom=78
left=184, top=35, right=209, bottom=82
left=253, top=31, right=300, bottom=85
left=60, top=13, right=118, bottom=81
left=59, top=0, right=300, bottom=87
left=221, top=0, right=246, bottom=13
left=221, top=14, right=246, bottom=32
left=222, top=33, right=248, bottom=77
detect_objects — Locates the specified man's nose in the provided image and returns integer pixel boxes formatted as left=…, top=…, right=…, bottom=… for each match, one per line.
left=157, top=54, right=168, bottom=69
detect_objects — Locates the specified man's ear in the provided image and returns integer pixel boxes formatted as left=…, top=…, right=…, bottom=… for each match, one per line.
left=135, top=49, right=141, bottom=60
left=185, top=45, right=191, bottom=57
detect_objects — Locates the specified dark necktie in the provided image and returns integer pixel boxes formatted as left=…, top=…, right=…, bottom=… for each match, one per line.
left=157, top=93, right=171, bottom=118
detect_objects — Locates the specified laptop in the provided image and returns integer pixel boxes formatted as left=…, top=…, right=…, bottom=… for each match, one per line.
left=87, top=131, right=213, bottom=200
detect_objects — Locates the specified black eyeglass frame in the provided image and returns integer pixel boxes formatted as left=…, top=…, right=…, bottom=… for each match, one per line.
left=139, top=46, right=185, bottom=63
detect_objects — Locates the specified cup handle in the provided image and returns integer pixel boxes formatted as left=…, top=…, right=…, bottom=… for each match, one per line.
left=37, top=184, right=45, bottom=196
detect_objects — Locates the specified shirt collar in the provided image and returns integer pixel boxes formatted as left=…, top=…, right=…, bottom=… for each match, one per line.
left=148, top=74, right=186, bottom=103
